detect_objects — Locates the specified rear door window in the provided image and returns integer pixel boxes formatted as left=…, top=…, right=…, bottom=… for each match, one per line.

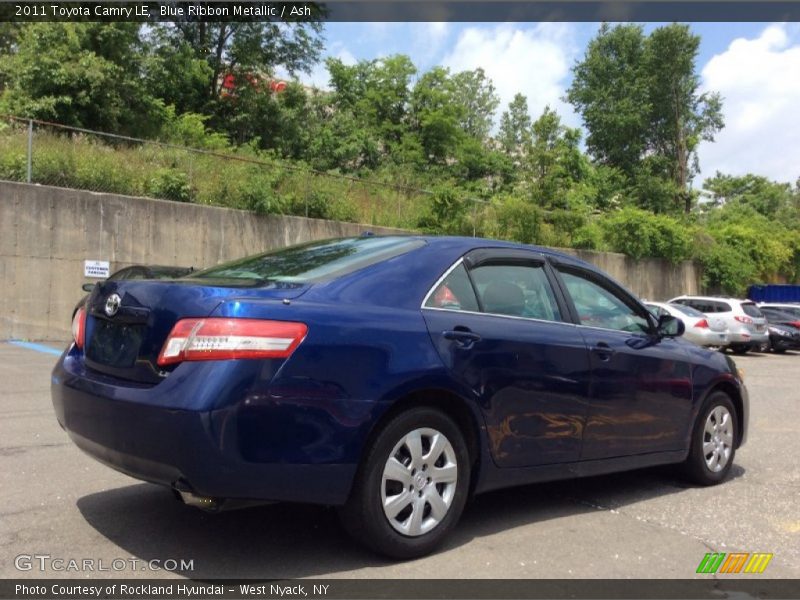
left=469, top=263, right=562, bottom=321
left=669, top=303, right=705, bottom=318
left=683, top=299, right=706, bottom=312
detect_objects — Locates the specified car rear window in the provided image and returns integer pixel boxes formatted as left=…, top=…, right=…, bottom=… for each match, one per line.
left=741, top=303, right=764, bottom=318
left=193, top=237, right=425, bottom=284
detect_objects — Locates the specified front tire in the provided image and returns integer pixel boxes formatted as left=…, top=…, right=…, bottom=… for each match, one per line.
left=339, top=407, right=471, bottom=559
left=682, top=392, right=738, bottom=486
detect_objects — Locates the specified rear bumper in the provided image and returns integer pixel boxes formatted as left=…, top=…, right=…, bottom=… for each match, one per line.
left=685, top=329, right=729, bottom=347
left=51, top=350, right=362, bottom=505
left=728, top=331, right=769, bottom=346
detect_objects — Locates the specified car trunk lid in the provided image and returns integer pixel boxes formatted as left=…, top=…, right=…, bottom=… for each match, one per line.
left=82, top=278, right=308, bottom=383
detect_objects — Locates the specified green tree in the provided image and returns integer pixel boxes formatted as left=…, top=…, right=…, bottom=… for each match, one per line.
left=328, top=55, right=416, bottom=148
left=498, top=93, right=532, bottom=155
left=142, top=29, right=212, bottom=116
left=703, top=172, right=795, bottom=217
left=523, top=107, right=588, bottom=209
left=567, top=24, right=650, bottom=179
left=451, top=68, right=499, bottom=142
left=567, top=23, right=723, bottom=213
left=644, top=24, right=724, bottom=212
left=0, top=23, right=165, bottom=136
left=410, top=67, right=465, bottom=165
left=153, top=20, right=324, bottom=102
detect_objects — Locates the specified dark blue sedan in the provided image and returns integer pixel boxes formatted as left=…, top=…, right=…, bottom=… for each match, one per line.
left=52, top=236, right=748, bottom=558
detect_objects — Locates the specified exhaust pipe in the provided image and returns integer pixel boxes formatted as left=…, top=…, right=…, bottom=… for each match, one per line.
left=173, top=480, right=223, bottom=512
left=173, top=479, right=274, bottom=512
left=177, top=489, right=223, bottom=512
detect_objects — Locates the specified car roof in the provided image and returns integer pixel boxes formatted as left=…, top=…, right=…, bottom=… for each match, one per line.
left=409, top=235, right=598, bottom=269
left=299, top=235, right=620, bottom=312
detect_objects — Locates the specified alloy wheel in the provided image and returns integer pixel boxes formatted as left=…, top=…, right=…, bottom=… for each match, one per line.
left=703, top=405, right=734, bottom=472
left=380, top=427, right=458, bottom=536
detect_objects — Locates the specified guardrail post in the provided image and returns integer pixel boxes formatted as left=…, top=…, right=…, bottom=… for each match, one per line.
left=26, top=119, right=33, bottom=183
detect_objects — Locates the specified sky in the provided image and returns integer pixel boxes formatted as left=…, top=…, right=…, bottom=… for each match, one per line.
left=294, top=22, right=800, bottom=187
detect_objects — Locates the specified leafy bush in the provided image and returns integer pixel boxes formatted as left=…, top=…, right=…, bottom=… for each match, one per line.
left=418, top=186, right=470, bottom=235
left=600, top=207, right=692, bottom=263
left=0, top=152, right=27, bottom=181
left=698, top=242, right=756, bottom=296
left=572, top=222, right=605, bottom=250
left=490, top=196, right=541, bottom=244
left=288, top=189, right=357, bottom=222
left=145, top=168, right=194, bottom=202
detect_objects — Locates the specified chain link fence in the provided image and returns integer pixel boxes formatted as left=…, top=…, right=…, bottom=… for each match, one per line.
left=0, top=115, right=497, bottom=234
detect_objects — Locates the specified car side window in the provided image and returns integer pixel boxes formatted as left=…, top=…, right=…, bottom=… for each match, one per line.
left=558, top=269, right=650, bottom=334
left=469, top=263, right=562, bottom=322
left=424, top=263, right=479, bottom=312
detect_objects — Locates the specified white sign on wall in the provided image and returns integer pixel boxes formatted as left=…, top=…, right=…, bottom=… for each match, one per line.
left=84, top=260, right=110, bottom=279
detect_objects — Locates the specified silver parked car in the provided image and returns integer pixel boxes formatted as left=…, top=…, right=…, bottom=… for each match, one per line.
left=668, top=296, right=769, bottom=354
left=645, top=302, right=729, bottom=348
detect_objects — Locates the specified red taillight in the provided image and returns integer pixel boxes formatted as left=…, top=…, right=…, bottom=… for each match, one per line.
left=157, top=318, right=307, bottom=367
left=72, top=306, right=86, bottom=349
left=734, top=316, right=753, bottom=325
left=694, top=319, right=709, bottom=328
left=791, top=321, right=800, bottom=328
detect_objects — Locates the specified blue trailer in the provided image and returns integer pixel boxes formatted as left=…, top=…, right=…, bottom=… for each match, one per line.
left=748, top=284, right=800, bottom=303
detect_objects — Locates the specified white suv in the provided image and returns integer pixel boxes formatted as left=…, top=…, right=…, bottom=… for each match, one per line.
left=668, top=296, right=769, bottom=354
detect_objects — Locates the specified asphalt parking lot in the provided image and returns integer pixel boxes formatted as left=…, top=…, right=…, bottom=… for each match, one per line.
left=1, top=341, right=798, bottom=580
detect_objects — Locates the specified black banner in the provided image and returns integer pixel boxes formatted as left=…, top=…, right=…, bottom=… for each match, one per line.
left=2, top=579, right=800, bottom=600
left=3, top=0, right=800, bottom=22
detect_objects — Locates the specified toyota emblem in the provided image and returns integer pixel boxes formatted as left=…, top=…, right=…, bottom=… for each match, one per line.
left=104, top=293, right=122, bottom=317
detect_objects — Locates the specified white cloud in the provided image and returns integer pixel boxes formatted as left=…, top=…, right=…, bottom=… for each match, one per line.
left=441, top=23, right=580, bottom=129
left=698, top=24, right=800, bottom=184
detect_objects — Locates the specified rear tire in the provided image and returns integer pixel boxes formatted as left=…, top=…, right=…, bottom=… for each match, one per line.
left=682, top=391, right=738, bottom=486
left=338, top=407, right=470, bottom=559
left=730, top=345, right=750, bottom=355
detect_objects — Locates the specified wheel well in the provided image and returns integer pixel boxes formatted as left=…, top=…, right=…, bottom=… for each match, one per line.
left=364, top=389, right=482, bottom=484
left=708, top=381, right=745, bottom=448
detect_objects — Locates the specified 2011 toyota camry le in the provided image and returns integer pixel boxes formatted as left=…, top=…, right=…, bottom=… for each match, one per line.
left=52, top=235, right=748, bottom=558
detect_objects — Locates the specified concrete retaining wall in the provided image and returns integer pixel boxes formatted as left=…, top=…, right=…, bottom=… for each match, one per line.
left=0, top=182, right=404, bottom=340
left=0, top=181, right=702, bottom=341
left=561, top=248, right=701, bottom=305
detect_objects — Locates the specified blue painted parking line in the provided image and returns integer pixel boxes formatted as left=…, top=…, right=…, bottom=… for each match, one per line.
left=8, top=340, right=64, bottom=357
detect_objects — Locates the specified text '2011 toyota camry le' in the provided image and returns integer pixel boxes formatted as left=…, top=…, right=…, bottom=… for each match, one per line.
left=52, top=236, right=748, bottom=558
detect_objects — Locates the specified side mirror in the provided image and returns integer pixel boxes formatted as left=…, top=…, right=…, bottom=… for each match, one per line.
left=657, top=314, right=685, bottom=338
left=82, top=282, right=97, bottom=292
